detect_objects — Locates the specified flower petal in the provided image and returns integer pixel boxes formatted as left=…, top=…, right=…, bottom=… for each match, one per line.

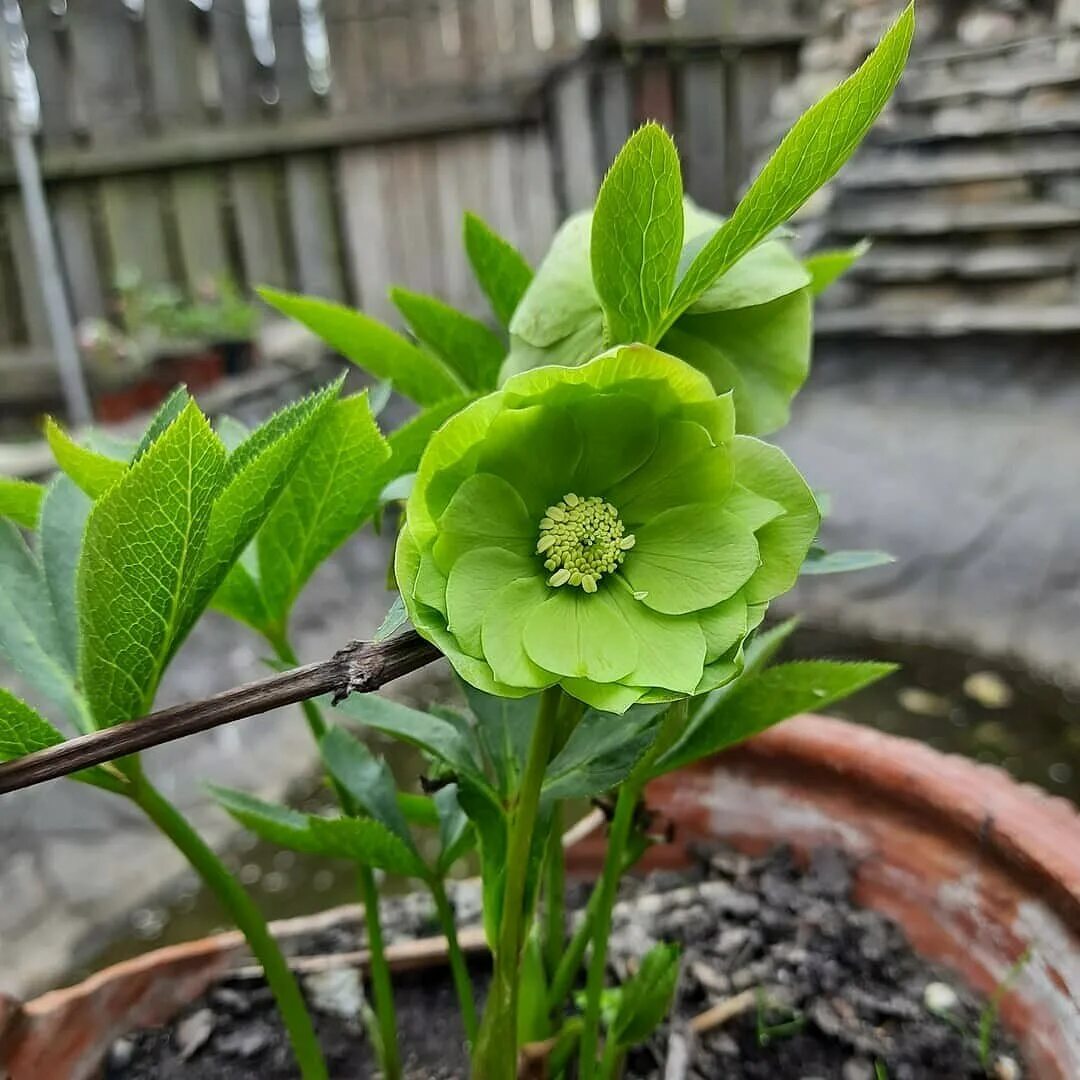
left=572, top=393, right=658, bottom=494
left=415, top=552, right=449, bottom=616
left=624, top=504, right=759, bottom=615
left=562, top=678, right=644, bottom=714
left=724, top=484, right=786, bottom=532
left=482, top=577, right=559, bottom=689
left=607, top=582, right=707, bottom=694
left=698, top=593, right=748, bottom=661
left=477, top=405, right=582, bottom=515
left=694, top=658, right=741, bottom=695
left=445, top=547, right=537, bottom=657
left=523, top=588, right=638, bottom=683
left=732, top=437, right=819, bottom=604
left=608, top=420, right=731, bottom=525
left=431, top=472, right=534, bottom=573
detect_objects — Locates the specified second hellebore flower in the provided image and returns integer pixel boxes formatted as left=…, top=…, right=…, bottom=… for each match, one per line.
left=396, top=346, right=819, bottom=713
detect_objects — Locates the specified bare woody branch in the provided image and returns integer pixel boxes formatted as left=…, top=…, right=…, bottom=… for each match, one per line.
left=0, top=632, right=442, bottom=796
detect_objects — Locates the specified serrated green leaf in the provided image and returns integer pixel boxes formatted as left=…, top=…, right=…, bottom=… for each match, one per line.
left=464, top=211, right=534, bottom=327
left=611, top=942, right=681, bottom=1046
left=175, top=381, right=342, bottom=651
left=211, top=555, right=271, bottom=635
left=592, top=123, right=684, bottom=344
left=306, top=815, right=427, bottom=877
left=44, top=418, right=126, bottom=499
left=0, top=689, right=122, bottom=791
left=210, top=785, right=326, bottom=853
left=79, top=402, right=227, bottom=728
left=802, top=548, right=895, bottom=575
left=456, top=774, right=508, bottom=946
left=39, top=475, right=91, bottom=672
left=255, top=393, right=390, bottom=630
left=390, top=287, right=505, bottom=392
left=656, top=660, right=897, bottom=775
left=434, top=783, right=474, bottom=875
left=0, top=520, right=87, bottom=729
left=320, top=726, right=417, bottom=851
left=258, top=287, right=463, bottom=406
left=0, top=476, right=44, bottom=528
left=133, top=385, right=192, bottom=462
left=662, top=288, right=811, bottom=436
left=333, top=693, right=485, bottom=780
left=374, top=596, right=409, bottom=642
left=805, top=239, right=871, bottom=296
left=666, top=4, right=914, bottom=325
left=463, top=682, right=537, bottom=797
left=541, top=705, right=664, bottom=802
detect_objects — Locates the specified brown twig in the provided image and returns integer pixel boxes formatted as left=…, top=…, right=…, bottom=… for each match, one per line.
left=0, top=632, right=442, bottom=796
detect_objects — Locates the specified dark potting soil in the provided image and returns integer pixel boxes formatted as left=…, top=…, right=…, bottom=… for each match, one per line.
left=108, top=846, right=1024, bottom=1080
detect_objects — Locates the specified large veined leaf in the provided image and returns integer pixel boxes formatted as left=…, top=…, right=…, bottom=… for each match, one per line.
left=662, top=289, right=812, bottom=436
left=0, top=689, right=121, bottom=791
left=44, top=418, right=126, bottom=498
left=0, top=520, right=87, bottom=729
left=591, top=122, right=684, bottom=344
left=461, top=682, right=536, bottom=796
left=665, top=3, right=914, bottom=325
left=79, top=402, right=227, bottom=728
left=133, top=386, right=192, bottom=461
left=258, top=287, right=463, bottom=406
left=434, top=783, right=474, bottom=875
left=0, top=477, right=44, bottom=528
left=390, top=287, right=505, bottom=392
left=172, top=380, right=342, bottom=651
left=39, top=476, right=92, bottom=671
left=656, top=660, right=896, bottom=775
left=804, top=239, right=871, bottom=296
left=253, top=393, right=391, bottom=632
left=463, top=211, right=533, bottom=327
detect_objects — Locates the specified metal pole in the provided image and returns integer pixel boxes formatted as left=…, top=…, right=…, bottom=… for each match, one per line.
left=0, top=2, right=92, bottom=425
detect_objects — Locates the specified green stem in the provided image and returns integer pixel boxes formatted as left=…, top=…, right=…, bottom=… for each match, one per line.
left=598, top=1036, right=625, bottom=1080
left=130, top=771, right=327, bottom=1080
left=544, top=806, right=565, bottom=981
left=271, top=632, right=402, bottom=1080
left=473, top=685, right=561, bottom=1079
left=431, top=877, right=480, bottom=1045
left=578, top=700, right=688, bottom=1080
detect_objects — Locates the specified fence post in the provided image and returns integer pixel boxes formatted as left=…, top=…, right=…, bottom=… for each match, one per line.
left=0, top=2, right=91, bottom=425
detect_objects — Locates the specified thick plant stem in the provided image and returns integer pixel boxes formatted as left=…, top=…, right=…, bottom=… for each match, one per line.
left=599, top=1036, right=625, bottom=1080
left=272, top=633, right=402, bottom=1080
left=578, top=701, right=689, bottom=1080
left=473, top=685, right=561, bottom=1079
left=431, top=877, right=480, bottom=1045
left=130, top=771, right=327, bottom=1080
left=543, top=806, right=565, bottom=981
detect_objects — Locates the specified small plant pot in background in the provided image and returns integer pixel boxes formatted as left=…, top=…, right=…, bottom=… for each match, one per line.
left=1, top=716, right=1077, bottom=1080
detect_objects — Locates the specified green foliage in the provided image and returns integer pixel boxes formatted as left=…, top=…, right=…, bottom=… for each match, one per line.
left=391, top=287, right=505, bottom=392
left=464, top=212, right=533, bottom=327
left=978, top=948, right=1032, bottom=1069
left=609, top=942, right=681, bottom=1047
left=657, top=660, right=897, bottom=775
left=805, top=240, right=871, bottom=296
left=44, top=418, right=126, bottom=498
left=258, top=287, right=463, bottom=406
left=667, top=3, right=914, bottom=322
left=802, top=546, right=895, bottom=575
left=0, top=477, right=45, bottom=529
left=39, top=476, right=91, bottom=670
left=214, top=392, right=391, bottom=637
left=591, top=123, right=684, bottom=344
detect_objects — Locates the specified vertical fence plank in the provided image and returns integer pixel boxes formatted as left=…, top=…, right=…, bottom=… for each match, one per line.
left=514, top=129, right=558, bottom=262
left=594, top=61, right=633, bottom=174
left=0, top=208, right=20, bottom=346
left=272, top=0, right=346, bottom=300
left=552, top=65, right=599, bottom=212
left=324, top=0, right=379, bottom=112
left=339, top=146, right=395, bottom=320
left=3, top=194, right=50, bottom=347
left=681, top=57, right=730, bottom=211
left=67, top=2, right=171, bottom=289
left=51, top=186, right=105, bottom=321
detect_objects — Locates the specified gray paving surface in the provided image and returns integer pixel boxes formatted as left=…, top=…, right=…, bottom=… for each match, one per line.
left=3, top=343, right=1080, bottom=999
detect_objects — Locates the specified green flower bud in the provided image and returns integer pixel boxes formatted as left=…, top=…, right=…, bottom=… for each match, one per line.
left=395, top=345, right=819, bottom=713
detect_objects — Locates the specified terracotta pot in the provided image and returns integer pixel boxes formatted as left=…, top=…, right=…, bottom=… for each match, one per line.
left=2, top=716, right=1078, bottom=1079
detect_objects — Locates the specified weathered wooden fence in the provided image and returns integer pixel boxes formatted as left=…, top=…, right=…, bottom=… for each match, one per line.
left=0, top=0, right=815, bottom=372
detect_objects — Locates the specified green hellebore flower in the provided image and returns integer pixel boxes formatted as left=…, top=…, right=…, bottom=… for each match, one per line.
left=502, top=199, right=813, bottom=437
left=395, top=345, right=819, bottom=714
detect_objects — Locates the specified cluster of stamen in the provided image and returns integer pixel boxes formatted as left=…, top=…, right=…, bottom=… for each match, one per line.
left=536, top=493, right=635, bottom=593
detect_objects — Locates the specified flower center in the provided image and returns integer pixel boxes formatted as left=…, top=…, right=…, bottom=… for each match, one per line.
left=536, top=493, right=635, bottom=593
